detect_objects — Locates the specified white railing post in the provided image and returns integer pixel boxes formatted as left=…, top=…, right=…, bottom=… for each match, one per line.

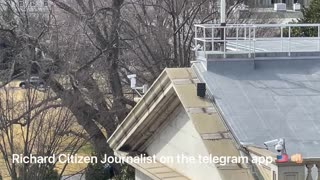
left=204, top=27, right=206, bottom=52
left=253, top=26, right=256, bottom=58
left=289, top=26, right=291, bottom=56
left=318, top=25, right=320, bottom=51
left=236, top=26, right=239, bottom=51
left=306, top=164, right=314, bottom=180
left=281, top=26, right=283, bottom=52
left=316, top=163, right=320, bottom=180
left=212, top=27, right=214, bottom=51
left=223, top=27, right=226, bottom=58
left=249, top=26, right=251, bottom=58
left=245, top=26, right=247, bottom=40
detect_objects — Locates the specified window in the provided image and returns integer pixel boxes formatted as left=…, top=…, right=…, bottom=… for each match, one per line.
left=18, top=0, right=24, bottom=6
left=44, top=0, right=48, bottom=6
left=271, top=0, right=287, bottom=3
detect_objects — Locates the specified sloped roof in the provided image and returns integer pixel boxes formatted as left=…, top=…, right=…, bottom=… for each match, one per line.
left=108, top=68, right=254, bottom=180
left=193, top=58, right=320, bottom=158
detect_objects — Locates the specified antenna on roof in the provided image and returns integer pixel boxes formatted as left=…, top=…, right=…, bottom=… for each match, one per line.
left=127, top=74, right=148, bottom=97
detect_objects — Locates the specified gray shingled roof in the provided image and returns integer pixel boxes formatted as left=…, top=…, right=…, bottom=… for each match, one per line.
left=194, top=58, right=320, bottom=157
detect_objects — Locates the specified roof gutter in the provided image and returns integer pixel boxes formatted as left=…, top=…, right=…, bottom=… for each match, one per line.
left=191, top=64, right=242, bottom=147
left=107, top=69, right=172, bottom=150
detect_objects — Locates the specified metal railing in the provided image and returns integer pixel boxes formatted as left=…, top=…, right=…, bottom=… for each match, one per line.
left=194, top=24, right=320, bottom=59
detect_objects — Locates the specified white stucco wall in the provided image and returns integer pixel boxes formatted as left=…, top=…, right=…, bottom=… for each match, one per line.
left=143, top=104, right=222, bottom=180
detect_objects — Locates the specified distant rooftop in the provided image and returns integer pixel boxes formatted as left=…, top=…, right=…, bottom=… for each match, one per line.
left=238, top=8, right=303, bottom=23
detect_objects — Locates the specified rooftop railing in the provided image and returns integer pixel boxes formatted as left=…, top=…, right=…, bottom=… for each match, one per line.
left=194, top=24, right=320, bottom=59
left=304, top=159, right=320, bottom=180
left=277, top=158, right=320, bottom=180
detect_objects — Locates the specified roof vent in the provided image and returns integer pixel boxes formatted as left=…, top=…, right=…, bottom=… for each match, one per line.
left=274, top=3, right=286, bottom=11
left=197, top=83, right=206, bottom=98
left=293, top=3, right=301, bottom=11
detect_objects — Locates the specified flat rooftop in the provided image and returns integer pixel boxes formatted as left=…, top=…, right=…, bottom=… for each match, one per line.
left=194, top=58, right=320, bottom=158
left=193, top=23, right=320, bottom=157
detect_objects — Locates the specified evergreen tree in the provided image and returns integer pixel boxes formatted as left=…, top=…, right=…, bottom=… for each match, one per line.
left=292, top=0, right=320, bottom=37
left=299, top=0, right=320, bottom=23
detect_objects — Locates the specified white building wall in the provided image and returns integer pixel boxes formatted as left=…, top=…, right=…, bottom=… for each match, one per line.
left=144, top=104, right=222, bottom=180
left=135, top=169, right=153, bottom=180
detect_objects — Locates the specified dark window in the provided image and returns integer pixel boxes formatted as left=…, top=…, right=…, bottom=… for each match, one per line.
left=44, top=0, right=48, bottom=6
left=271, top=0, right=287, bottom=4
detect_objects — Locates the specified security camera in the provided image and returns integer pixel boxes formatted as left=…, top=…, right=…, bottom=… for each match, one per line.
left=275, top=144, right=284, bottom=152
left=264, top=138, right=286, bottom=153
left=127, top=74, right=137, bottom=89
left=127, top=74, right=149, bottom=97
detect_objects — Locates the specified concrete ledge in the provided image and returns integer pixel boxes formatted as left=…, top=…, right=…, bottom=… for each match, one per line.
left=198, top=51, right=320, bottom=61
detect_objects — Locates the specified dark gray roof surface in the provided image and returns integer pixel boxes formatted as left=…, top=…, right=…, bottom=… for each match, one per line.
left=195, top=59, right=320, bottom=157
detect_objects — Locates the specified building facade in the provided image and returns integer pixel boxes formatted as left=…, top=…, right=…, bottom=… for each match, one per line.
left=246, top=0, right=311, bottom=8
left=0, top=0, right=51, bottom=13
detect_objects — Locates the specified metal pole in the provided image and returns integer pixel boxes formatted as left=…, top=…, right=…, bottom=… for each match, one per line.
left=212, top=27, right=214, bottom=51
left=249, top=27, right=251, bottom=58
left=236, top=26, right=239, bottom=51
left=281, top=26, right=283, bottom=52
left=245, top=27, right=247, bottom=40
left=289, top=26, right=291, bottom=56
left=221, top=0, right=226, bottom=25
left=220, top=0, right=226, bottom=56
left=224, top=27, right=226, bottom=58
left=318, top=25, right=320, bottom=51
left=204, top=27, right=206, bottom=52
left=253, top=27, right=256, bottom=58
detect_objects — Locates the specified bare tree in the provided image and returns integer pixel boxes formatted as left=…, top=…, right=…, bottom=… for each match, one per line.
left=0, top=0, right=263, bottom=179
left=0, top=0, right=129, bottom=158
left=0, top=86, right=87, bottom=180
left=119, top=0, right=246, bottom=84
